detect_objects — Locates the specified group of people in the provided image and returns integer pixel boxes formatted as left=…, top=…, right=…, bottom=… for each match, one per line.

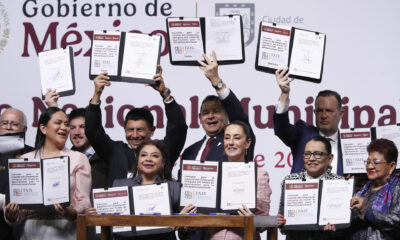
left=0, top=51, right=399, bottom=240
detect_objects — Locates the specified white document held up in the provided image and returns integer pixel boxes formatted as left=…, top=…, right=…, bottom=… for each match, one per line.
left=121, top=33, right=160, bottom=80
left=0, top=133, right=24, bottom=154
left=8, top=159, right=43, bottom=204
left=284, top=179, right=319, bottom=226
left=341, top=129, right=371, bottom=174
left=92, top=186, right=131, bottom=233
left=319, top=179, right=354, bottom=225
left=289, top=29, right=325, bottom=79
left=375, top=125, right=400, bottom=169
left=205, top=16, right=243, bottom=61
left=168, top=18, right=204, bottom=61
left=38, top=47, right=74, bottom=95
left=257, top=22, right=291, bottom=69
left=180, top=160, right=219, bottom=209
left=220, top=162, right=256, bottom=210
left=42, top=157, right=69, bottom=205
left=132, top=183, right=170, bottom=232
left=91, top=31, right=121, bottom=76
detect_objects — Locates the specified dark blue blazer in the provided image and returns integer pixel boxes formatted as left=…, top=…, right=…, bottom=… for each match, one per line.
left=181, top=90, right=255, bottom=162
left=273, top=111, right=343, bottom=176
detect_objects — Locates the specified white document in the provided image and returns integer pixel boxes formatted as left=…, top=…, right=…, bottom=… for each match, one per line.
left=375, top=125, right=400, bottom=169
left=180, top=160, right=219, bottom=209
left=38, top=47, right=74, bottom=95
left=284, top=179, right=319, bottom=226
left=92, top=186, right=131, bottom=233
left=0, top=133, right=24, bottom=154
left=91, top=31, right=121, bottom=76
left=289, top=29, right=325, bottom=79
left=121, top=33, right=160, bottom=80
left=42, top=157, right=69, bottom=205
left=319, top=179, right=354, bottom=225
left=168, top=18, right=204, bottom=61
left=340, top=129, right=371, bottom=174
left=220, top=162, right=256, bottom=210
left=257, top=22, right=291, bottom=69
left=132, top=183, right=170, bottom=231
left=8, top=159, right=43, bottom=204
left=205, top=16, right=243, bottom=61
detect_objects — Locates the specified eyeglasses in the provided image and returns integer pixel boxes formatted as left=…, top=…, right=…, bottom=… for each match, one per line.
left=303, top=151, right=329, bottom=160
left=364, top=160, right=389, bottom=167
left=0, top=120, right=21, bottom=129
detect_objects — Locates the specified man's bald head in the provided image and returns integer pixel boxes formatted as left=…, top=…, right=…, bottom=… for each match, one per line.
left=0, top=108, right=27, bottom=135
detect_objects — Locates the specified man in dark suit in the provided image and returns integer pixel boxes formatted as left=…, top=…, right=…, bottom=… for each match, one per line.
left=181, top=51, right=255, bottom=162
left=85, top=66, right=187, bottom=186
left=273, top=68, right=344, bottom=175
left=0, top=108, right=34, bottom=240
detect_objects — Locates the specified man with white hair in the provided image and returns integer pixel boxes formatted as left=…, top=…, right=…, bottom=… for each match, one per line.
left=0, top=108, right=33, bottom=240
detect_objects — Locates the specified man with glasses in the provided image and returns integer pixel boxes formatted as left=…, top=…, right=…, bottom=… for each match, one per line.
left=274, top=68, right=344, bottom=175
left=0, top=108, right=33, bottom=240
left=277, top=136, right=344, bottom=239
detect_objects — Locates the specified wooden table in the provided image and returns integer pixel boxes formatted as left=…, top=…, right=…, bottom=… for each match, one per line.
left=77, top=215, right=255, bottom=240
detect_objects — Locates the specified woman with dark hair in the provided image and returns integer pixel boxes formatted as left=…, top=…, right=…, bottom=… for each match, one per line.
left=346, top=138, right=400, bottom=239
left=5, top=107, right=91, bottom=240
left=207, top=120, right=271, bottom=239
left=88, top=139, right=195, bottom=239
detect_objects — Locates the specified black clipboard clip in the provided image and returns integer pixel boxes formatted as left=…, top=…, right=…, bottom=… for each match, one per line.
left=179, top=16, right=184, bottom=20
left=103, top=30, right=107, bottom=33
left=397, top=123, right=400, bottom=126
left=301, top=175, right=307, bottom=182
left=200, top=159, right=205, bottom=163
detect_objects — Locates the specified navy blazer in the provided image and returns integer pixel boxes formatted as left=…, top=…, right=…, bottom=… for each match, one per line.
left=181, top=89, right=255, bottom=162
left=274, top=111, right=343, bottom=176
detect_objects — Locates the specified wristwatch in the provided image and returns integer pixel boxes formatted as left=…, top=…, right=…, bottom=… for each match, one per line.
left=212, top=79, right=224, bottom=90
left=161, top=88, right=171, bottom=99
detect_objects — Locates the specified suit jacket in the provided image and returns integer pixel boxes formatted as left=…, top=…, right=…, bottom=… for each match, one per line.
left=181, top=90, right=255, bottom=162
left=112, top=176, right=179, bottom=240
left=85, top=99, right=187, bottom=187
left=273, top=111, right=344, bottom=176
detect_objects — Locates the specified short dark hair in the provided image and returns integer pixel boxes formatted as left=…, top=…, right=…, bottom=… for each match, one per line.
left=316, top=90, right=342, bottom=109
left=68, top=108, right=86, bottom=122
left=367, top=138, right=398, bottom=164
left=132, top=139, right=172, bottom=180
left=125, top=108, right=154, bottom=129
left=223, top=120, right=252, bottom=162
left=306, top=136, right=332, bottom=154
left=200, top=95, right=223, bottom=113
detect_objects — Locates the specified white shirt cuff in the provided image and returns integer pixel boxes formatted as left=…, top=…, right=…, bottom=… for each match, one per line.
left=164, top=97, right=174, bottom=104
left=275, top=101, right=289, bottom=114
left=217, top=88, right=230, bottom=100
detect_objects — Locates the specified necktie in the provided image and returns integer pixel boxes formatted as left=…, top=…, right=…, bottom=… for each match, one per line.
left=200, top=137, right=215, bottom=161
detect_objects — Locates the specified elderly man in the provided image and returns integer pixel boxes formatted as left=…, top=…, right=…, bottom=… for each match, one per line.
left=274, top=68, right=344, bottom=175
left=0, top=108, right=33, bottom=240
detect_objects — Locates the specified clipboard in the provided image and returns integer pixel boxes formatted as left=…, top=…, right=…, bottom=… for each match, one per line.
left=255, top=21, right=326, bottom=83
left=38, top=47, right=76, bottom=99
left=166, top=15, right=245, bottom=66
left=7, top=156, right=71, bottom=210
left=89, top=31, right=161, bottom=84
left=179, top=160, right=257, bottom=214
left=0, top=132, right=25, bottom=154
left=282, top=178, right=353, bottom=231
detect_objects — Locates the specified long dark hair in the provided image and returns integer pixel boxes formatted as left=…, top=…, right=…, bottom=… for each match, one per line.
left=132, top=140, right=172, bottom=181
left=224, top=120, right=252, bottom=162
left=34, top=107, right=65, bottom=156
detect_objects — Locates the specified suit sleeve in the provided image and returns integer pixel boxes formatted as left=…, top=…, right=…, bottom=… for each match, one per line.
left=163, top=99, right=188, bottom=166
left=85, top=102, right=116, bottom=161
left=273, top=111, right=302, bottom=148
left=222, top=90, right=256, bottom=160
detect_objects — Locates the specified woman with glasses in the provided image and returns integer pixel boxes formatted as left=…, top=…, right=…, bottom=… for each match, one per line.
left=345, top=138, right=400, bottom=239
left=277, top=135, right=343, bottom=239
